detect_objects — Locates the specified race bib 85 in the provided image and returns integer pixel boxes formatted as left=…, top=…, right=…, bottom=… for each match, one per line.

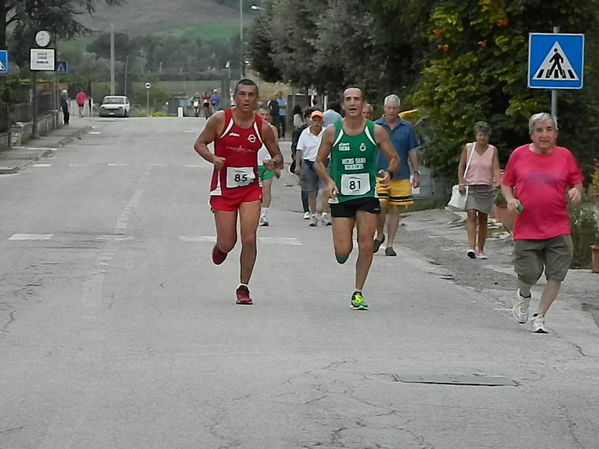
left=226, top=167, right=255, bottom=188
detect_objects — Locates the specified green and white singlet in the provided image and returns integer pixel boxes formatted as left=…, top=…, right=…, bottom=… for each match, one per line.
left=329, top=120, right=379, bottom=203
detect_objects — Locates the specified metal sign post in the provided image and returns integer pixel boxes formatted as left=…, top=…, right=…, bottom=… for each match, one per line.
left=145, top=82, right=151, bottom=116
left=528, top=28, right=584, bottom=121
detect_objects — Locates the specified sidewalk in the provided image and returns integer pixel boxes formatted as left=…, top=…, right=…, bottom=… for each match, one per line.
left=0, top=120, right=92, bottom=175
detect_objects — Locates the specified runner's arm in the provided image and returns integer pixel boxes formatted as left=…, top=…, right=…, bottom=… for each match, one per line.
left=374, top=125, right=399, bottom=184
left=193, top=112, right=226, bottom=170
left=262, top=121, right=283, bottom=170
left=492, top=146, right=501, bottom=187
left=314, top=126, right=336, bottom=196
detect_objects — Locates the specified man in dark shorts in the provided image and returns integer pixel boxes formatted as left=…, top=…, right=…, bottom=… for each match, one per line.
left=314, top=86, right=398, bottom=310
left=193, top=79, right=283, bottom=305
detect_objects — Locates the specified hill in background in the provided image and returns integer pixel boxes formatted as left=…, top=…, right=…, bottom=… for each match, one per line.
left=78, top=0, right=239, bottom=39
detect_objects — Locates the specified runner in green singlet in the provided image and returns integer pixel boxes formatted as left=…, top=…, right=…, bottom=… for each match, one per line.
left=314, top=86, right=399, bottom=310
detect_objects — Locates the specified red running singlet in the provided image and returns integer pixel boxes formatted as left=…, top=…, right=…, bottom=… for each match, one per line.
left=210, top=108, right=264, bottom=199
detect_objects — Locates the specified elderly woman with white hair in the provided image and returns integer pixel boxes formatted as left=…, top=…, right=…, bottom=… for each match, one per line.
left=502, top=112, right=583, bottom=333
left=457, top=121, right=500, bottom=259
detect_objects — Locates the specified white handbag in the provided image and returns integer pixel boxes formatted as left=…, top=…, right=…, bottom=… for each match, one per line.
left=447, top=143, right=475, bottom=211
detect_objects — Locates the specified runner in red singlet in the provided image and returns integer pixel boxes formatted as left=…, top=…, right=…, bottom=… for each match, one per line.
left=194, top=79, right=283, bottom=305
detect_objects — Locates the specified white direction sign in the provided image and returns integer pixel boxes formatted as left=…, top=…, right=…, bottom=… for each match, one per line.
left=30, top=48, right=55, bottom=71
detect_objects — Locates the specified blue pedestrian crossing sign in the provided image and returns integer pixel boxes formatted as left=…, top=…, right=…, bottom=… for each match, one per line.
left=528, top=33, right=584, bottom=89
left=55, top=60, right=68, bottom=74
left=0, top=50, right=8, bottom=74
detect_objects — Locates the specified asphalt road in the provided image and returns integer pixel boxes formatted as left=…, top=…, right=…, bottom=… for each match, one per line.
left=1, top=117, right=598, bottom=449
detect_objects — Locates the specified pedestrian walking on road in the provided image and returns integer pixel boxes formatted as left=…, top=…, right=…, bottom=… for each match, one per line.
left=457, top=121, right=500, bottom=259
left=291, top=107, right=313, bottom=219
left=373, top=94, right=421, bottom=256
left=294, top=110, right=331, bottom=226
left=60, top=89, right=69, bottom=125
left=502, top=112, right=583, bottom=333
left=314, top=86, right=398, bottom=310
left=75, top=90, right=87, bottom=117
left=256, top=105, right=281, bottom=226
left=193, top=79, right=283, bottom=305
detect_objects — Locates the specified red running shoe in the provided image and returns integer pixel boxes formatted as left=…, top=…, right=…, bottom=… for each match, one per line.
left=212, top=244, right=227, bottom=265
left=235, top=285, right=253, bottom=305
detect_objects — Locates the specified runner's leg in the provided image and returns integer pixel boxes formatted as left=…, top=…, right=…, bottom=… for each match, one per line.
left=355, top=211, right=377, bottom=290
left=238, top=200, right=261, bottom=284
left=213, top=209, right=238, bottom=253
left=331, top=217, right=355, bottom=263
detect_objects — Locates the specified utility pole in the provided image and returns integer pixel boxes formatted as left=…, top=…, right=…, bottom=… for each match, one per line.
left=240, top=0, right=244, bottom=77
left=110, top=23, right=115, bottom=95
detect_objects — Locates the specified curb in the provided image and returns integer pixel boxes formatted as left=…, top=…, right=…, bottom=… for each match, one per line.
left=0, top=125, right=91, bottom=174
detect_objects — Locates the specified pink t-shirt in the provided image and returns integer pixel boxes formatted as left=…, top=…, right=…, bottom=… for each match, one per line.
left=501, top=144, right=583, bottom=240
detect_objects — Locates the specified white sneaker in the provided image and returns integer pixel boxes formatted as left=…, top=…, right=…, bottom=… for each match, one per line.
left=476, top=251, right=488, bottom=259
left=321, top=213, right=332, bottom=226
left=512, top=289, right=531, bottom=324
left=259, top=216, right=269, bottom=226
left=309, top=214, right=317, bottom=227
left=530, top=314, right=548, bottom=333
left=303, top=211, right=310, bottom=219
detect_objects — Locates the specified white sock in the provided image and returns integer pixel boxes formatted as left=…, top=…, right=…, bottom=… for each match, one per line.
left=261, top=207, right=268, bottom=218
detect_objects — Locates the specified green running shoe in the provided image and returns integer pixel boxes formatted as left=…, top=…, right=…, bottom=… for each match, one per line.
left=350, top=291, right=368, bottom=310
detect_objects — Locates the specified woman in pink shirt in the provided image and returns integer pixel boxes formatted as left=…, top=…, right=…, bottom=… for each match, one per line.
left=457, top=121, right=500, bottom=259
left=502, top=112, right=583, bottom=333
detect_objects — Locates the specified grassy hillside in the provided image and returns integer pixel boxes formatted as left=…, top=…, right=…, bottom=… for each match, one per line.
left=78, top=0, right=238, bottom=36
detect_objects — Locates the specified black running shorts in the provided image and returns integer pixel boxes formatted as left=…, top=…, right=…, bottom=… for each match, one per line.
left=330, top=197, right=381, bottom=218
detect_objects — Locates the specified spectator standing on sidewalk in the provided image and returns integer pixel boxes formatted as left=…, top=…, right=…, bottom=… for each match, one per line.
left=322, top=101, right=342, bottom=127
left=457, top=121, right=500, bottom=259
left=76, top=90, right=87, bottom=117
left=60, top=89, right=69, bottom=125
left=276, top=91, right=287, bottom=138
left=373, top=94, right=420, bottom=256
left=503, top=112, right=583, bottom=333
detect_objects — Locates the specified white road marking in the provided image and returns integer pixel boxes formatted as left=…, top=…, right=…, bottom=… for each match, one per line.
left=259, top=237, right=302, bottom=246
left=184, top=130, right=197, bottom=133
left=31, top=163, right=52, bottom=167
left=89, top=131, right=102, bottom=135
left=178, top=235, right=216, bottom=242
left=177, top=235, right=303, bottom=246
left=12, top=146, right=57, bottom=151
left=9, top=234, right=54, bottom=240
left=107, top=163, right=128, bottom=167
left=185, top=164, right=206, bottom=168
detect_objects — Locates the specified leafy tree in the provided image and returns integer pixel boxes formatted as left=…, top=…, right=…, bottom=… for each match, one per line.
left=409, top=0, right=599, bottom=177
left=1, top=0, right=121, bottom=69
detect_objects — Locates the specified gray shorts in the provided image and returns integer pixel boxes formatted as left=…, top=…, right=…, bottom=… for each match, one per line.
left=300, top=160, right=324, bottom=192
left=513, top=235, right=573, bottom=284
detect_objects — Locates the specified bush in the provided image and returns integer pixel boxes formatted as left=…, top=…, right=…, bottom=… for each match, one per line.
left=569, top=197, right=599, bottom=268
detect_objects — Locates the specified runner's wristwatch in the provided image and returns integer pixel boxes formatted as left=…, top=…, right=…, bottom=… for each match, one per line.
left=413, top=170, right=421, bottom=176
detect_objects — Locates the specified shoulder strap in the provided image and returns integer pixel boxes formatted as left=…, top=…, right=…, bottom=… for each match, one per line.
left=219, top=109, right=234, bottom=139
left=464, top=142, right=475, bottom=176
left=332, top=121, right=344, bottom=147
left=364, top=121, right=376, bottom=146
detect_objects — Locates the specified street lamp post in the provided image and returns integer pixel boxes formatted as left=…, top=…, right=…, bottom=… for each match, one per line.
left=240, top=0, right=244, bottom=78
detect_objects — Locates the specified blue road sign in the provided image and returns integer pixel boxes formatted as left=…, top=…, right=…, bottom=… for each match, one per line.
left=0, top=50, right=7, bottom=74
left=528, top=33, right=584, bottom=89
left=55, top=60, right=68, bottom=74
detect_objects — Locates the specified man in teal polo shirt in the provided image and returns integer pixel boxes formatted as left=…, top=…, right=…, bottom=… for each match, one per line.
left=373, top=94, right=421, bottom=256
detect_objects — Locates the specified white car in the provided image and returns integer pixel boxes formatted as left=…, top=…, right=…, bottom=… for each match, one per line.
left=99, top=95, right=131, bottom=117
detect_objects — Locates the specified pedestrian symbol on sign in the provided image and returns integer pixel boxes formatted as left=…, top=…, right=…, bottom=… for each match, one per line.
left=533, top=41, right=579, bottom=81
